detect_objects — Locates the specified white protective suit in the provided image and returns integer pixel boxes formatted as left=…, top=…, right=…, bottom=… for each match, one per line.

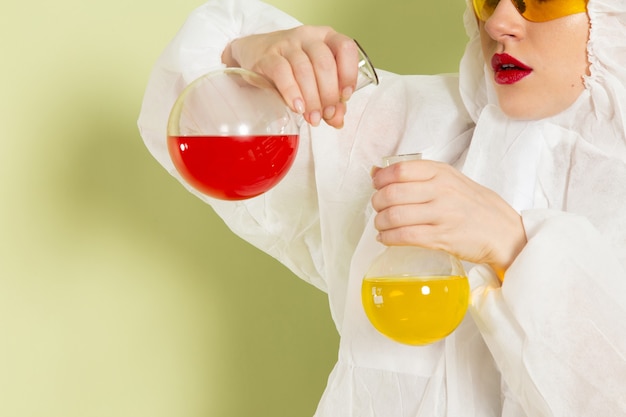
left=137, top=0, right=626, bottom=416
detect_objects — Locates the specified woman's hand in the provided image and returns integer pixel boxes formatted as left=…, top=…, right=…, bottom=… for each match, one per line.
left=371, top=159, right=527, bottom=280
left=222, top=25, right=360, bottom=129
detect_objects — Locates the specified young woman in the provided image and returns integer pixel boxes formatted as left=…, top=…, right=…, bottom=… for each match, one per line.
left=138, top=0, right=626, bottom=415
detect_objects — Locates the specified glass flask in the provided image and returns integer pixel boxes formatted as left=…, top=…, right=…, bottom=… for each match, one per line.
left=362, top=154, right=470, bottom=345
left=167, top=40, right=379, bottom=200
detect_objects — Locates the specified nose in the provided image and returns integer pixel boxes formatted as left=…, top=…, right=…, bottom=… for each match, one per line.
left=483, top=0, right=525, bottom=41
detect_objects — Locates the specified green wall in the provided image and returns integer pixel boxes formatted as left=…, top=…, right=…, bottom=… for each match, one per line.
left=0, top=0, right=466, bottom=416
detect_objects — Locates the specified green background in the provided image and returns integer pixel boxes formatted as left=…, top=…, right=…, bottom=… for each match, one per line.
left=0, top=0, right=466, bottom=416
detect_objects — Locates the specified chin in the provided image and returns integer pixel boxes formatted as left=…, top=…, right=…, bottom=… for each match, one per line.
left=498, top=97, right=578, bottom=121
left=496, top=86, right=586, bottom=121
left=500, top=106, right=553, bottom=121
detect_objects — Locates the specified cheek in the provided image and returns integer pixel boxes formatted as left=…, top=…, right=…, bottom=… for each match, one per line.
left=479, top=26, right=494, bottom=63
left=539, top=35, right=588, bottom=97
left=544, top=17, right=591, bottom=85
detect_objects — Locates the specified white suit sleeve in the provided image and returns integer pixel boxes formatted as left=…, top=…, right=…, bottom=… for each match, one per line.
left=136, top=0, right=332, bottom=290
left=470, top=209, right=626, bottom=416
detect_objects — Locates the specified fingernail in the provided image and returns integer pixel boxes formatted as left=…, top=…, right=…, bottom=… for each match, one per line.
left=310, top=111, right=321, bottom=126
left=341, top=86, right=353, bottom=102
left=323, top=105, right=336, bottom=120
left=294, top=98, right=305, bottom=114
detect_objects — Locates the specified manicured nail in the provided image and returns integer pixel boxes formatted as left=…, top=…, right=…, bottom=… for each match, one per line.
left=323, top=105, right=336, bottom=120
left=310, top=111, right=321, bottom=126
left=341, top=86, right=353, bottom=102
left=294, top=98, right=305, bottom=114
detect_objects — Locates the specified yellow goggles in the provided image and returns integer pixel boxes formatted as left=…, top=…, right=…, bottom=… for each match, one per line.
left=473, top=0, right=588, bottom=23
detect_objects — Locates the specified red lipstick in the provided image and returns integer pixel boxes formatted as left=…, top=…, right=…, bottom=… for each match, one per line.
left=491, top=53, right=532, bottom=85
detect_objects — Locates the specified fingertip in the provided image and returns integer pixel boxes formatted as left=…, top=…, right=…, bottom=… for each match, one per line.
left=330, top=119, right=344, bottom=129
left=323, top=105, right=336, bottom=120
left=340, top=86, right=353, bottom=102
left=309, top=110, right=322, bottom=127
left=323, top=111, right=344, bottom=129
left=293, top=98, right=305, bottom=114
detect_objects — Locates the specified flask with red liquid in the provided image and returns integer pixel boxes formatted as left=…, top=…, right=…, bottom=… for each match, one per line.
left=167, top=41, right=378, bottom=200
left=167, top=68, right=299, bottom=200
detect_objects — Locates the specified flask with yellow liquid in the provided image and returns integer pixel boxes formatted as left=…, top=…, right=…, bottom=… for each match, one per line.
left=362, top=154, right=470, bottom=345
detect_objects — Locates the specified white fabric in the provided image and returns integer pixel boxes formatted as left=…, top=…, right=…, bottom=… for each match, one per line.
left=137, top=0, right=626, bottom=416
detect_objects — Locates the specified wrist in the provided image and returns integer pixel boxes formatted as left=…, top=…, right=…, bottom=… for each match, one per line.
left=489, top=215, right=527, bottom=282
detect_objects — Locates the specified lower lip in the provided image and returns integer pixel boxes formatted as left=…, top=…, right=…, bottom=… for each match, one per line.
left=494, top=69, right=532, bottom=85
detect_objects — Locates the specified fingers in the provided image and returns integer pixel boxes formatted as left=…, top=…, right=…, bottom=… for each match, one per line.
left=371, top=181, right=435, bottom=211
left=295, top=28, right=358, bottom=127
left=263, top=51, right=311, bottom=119
left=371, top=160, right=438, bottom=194
left=370, top=160, right=527, bottom=271
left=374, top=202, right=435, bottom=233
left=300, top=39, right=340, bottom=123
left=327, top=35, right=359, bottom=102
left=228, top=26, right=360, bottom=128
left=316, top=34, right=358, bottom=128
left=370, top=160, right=465, bottom=244
left=376, top=223, right=445, bottom=251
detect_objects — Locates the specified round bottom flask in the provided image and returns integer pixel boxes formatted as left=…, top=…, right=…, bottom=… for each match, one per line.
left=167, top=68, right=299, bottom=200
left=362, top=246, right=469, bottom=345
left=361, top=153, right=470, bottom=345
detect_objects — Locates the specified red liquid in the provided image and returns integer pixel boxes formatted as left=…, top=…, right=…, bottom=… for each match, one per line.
left=168, top=134, right=299, bottom=200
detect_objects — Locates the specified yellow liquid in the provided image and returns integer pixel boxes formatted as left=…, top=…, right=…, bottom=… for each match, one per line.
left=361, top=276, right=470, bottom=345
